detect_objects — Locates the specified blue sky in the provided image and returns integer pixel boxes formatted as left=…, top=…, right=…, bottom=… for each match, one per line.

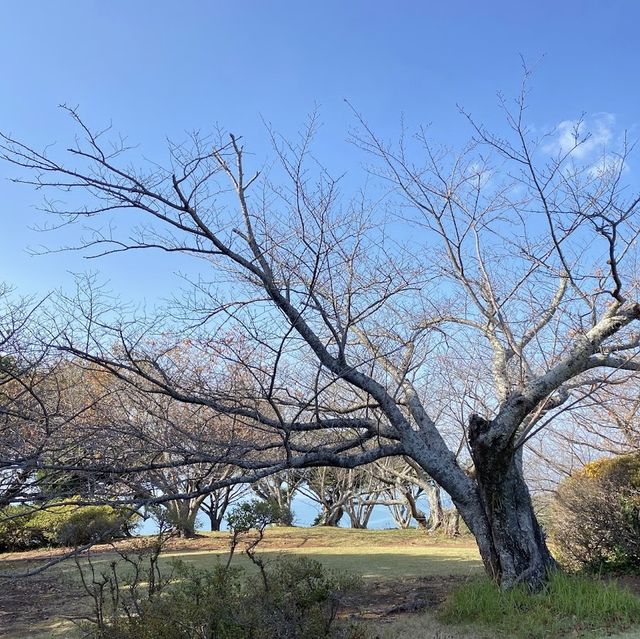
left=1, top=0, right=638, bottom=303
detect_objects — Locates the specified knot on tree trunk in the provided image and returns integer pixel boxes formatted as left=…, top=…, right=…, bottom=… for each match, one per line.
left=469, top=413, right=490, bottom=437
left=469, top=414, right=493, bottom=452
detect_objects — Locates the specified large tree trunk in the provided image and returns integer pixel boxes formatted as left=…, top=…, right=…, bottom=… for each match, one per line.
left=165, top=500, right=200, bottom=538
left=208, top=511, right=223, bottom=532
left=463, top=422, right=558, bottom=590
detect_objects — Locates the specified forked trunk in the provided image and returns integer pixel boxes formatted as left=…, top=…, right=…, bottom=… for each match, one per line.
left=403, top=490, right=429, bottom=529
left=464, top=430, right=557, bottom=590
left=165, top=500, right=200, bottom=538
left=317, top=505, right=344, bottom=526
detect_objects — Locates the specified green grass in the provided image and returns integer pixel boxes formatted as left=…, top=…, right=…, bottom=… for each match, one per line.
left=160, top=545, right=481, bottom=579
left=49, top=527, right=482, bottom=581
left=439, top=572, right=640, bottom=639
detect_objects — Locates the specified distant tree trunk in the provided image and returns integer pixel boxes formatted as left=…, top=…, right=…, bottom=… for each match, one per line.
left=165, top=499, right=201, bottom=538
left=205, top=506, right=225, bottom=532
left=443, top=509, right=460, bottom=536
left=315, top=504, right=344, bottom=527
left=388, top=498, right=413, bottom=529
left=403, top=490, right=428, bottom=529
left=346, top=500, right=375, bottom=529
left=209, top=513, right=222, bottom=532
left=202, top=488, right=234, bottom=532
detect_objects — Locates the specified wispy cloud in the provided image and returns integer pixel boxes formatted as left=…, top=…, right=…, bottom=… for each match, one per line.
left=541, top=112, right=631, bottom=177
left=543, top=112, right=616, bottom=160
left=587, top=154, right=627, bottom=179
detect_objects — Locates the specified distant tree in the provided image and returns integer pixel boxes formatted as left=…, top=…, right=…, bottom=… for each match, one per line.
left=252, top=470, right=304, bottom=526
left=373, top=458, right=445, bottom=531
left=84, top=363, right=258, bottom=539
left=201, top=482, right=250, bottom=531
left=0, top=288, right=99, bottom=510
left=301, top=467, right=348, bottom=527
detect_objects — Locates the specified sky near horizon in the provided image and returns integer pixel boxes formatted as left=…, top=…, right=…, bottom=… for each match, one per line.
left=1, top=0, right=639, bottom=304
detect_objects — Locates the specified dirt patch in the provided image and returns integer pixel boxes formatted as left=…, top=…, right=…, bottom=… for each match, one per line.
left=341, top=575, right=465, bottom=619
left=0, top=569, right=84, bottom=638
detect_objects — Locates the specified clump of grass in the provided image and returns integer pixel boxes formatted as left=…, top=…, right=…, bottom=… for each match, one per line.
left=439, top=572, right=640, bottom=638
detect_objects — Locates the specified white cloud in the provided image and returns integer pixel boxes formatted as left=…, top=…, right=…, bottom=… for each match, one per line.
left=468, top=161, right=492, bottom=187
left=587, top=154, right=627, bottom=179
left=543, top=112, right=616, bottom=160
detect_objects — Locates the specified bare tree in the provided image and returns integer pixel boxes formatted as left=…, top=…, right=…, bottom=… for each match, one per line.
left=127, top=393, right=252, bottom=537
left=0, top=287, right=48, bottom=507
left=373, top=458, right=445, bottom=531
left=298, top=465, right=385, bottom=528
left=61, top=352, right=266, bottom=537
left=3, top=82, right=640, bottom=589
left=299, top=467, right=347, bottom=527
left=252, top=469, right=305, bottom=526
left=0, top=289, right=104, bottom=509
left=341, top=471, right=384, bottom=529
left=201, top=482, right=250, bottom=532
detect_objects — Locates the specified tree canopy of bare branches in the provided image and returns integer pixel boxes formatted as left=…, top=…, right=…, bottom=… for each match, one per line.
left=2, top=82, right=640, bottom=590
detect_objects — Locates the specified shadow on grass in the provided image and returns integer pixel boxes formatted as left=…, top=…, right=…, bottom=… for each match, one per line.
left=52, top=546, right=482, bottom=581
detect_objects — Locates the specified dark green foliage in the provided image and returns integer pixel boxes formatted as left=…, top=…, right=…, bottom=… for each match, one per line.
left=0, top=502, right=137, bottom=550
left=226, top=499, right=285, bottom=533
left=440, top=572, right=640, bottom=639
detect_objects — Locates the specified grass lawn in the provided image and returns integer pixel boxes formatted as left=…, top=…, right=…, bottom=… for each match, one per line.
left=69, top=544, right=482, bottom=580
left=1, top=527, right=639, bottom=639
left=46, top=526, right=483, bottom=582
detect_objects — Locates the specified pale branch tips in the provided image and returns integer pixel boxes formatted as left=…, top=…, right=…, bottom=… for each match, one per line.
left=2, top=89, right=640, bottom=591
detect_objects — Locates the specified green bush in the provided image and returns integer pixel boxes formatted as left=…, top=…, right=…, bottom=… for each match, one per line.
left=0, top=505, right=46, bottom=551
left=244, top=556, right=361, bottom=638
left=90, top=561, right=245, bottom=639
left=551, top=453, right=640, bottom=571
left=0, top=502, right=137, bottom=551
left=440, top=572, right=640, bottom=639
left=226, top=499, right=287, bottom=533
left=85, top=555, right=362, bottom=639
left=32, top=503, right=136, bottom=546
left=80, top=500, right=362, bottom=638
